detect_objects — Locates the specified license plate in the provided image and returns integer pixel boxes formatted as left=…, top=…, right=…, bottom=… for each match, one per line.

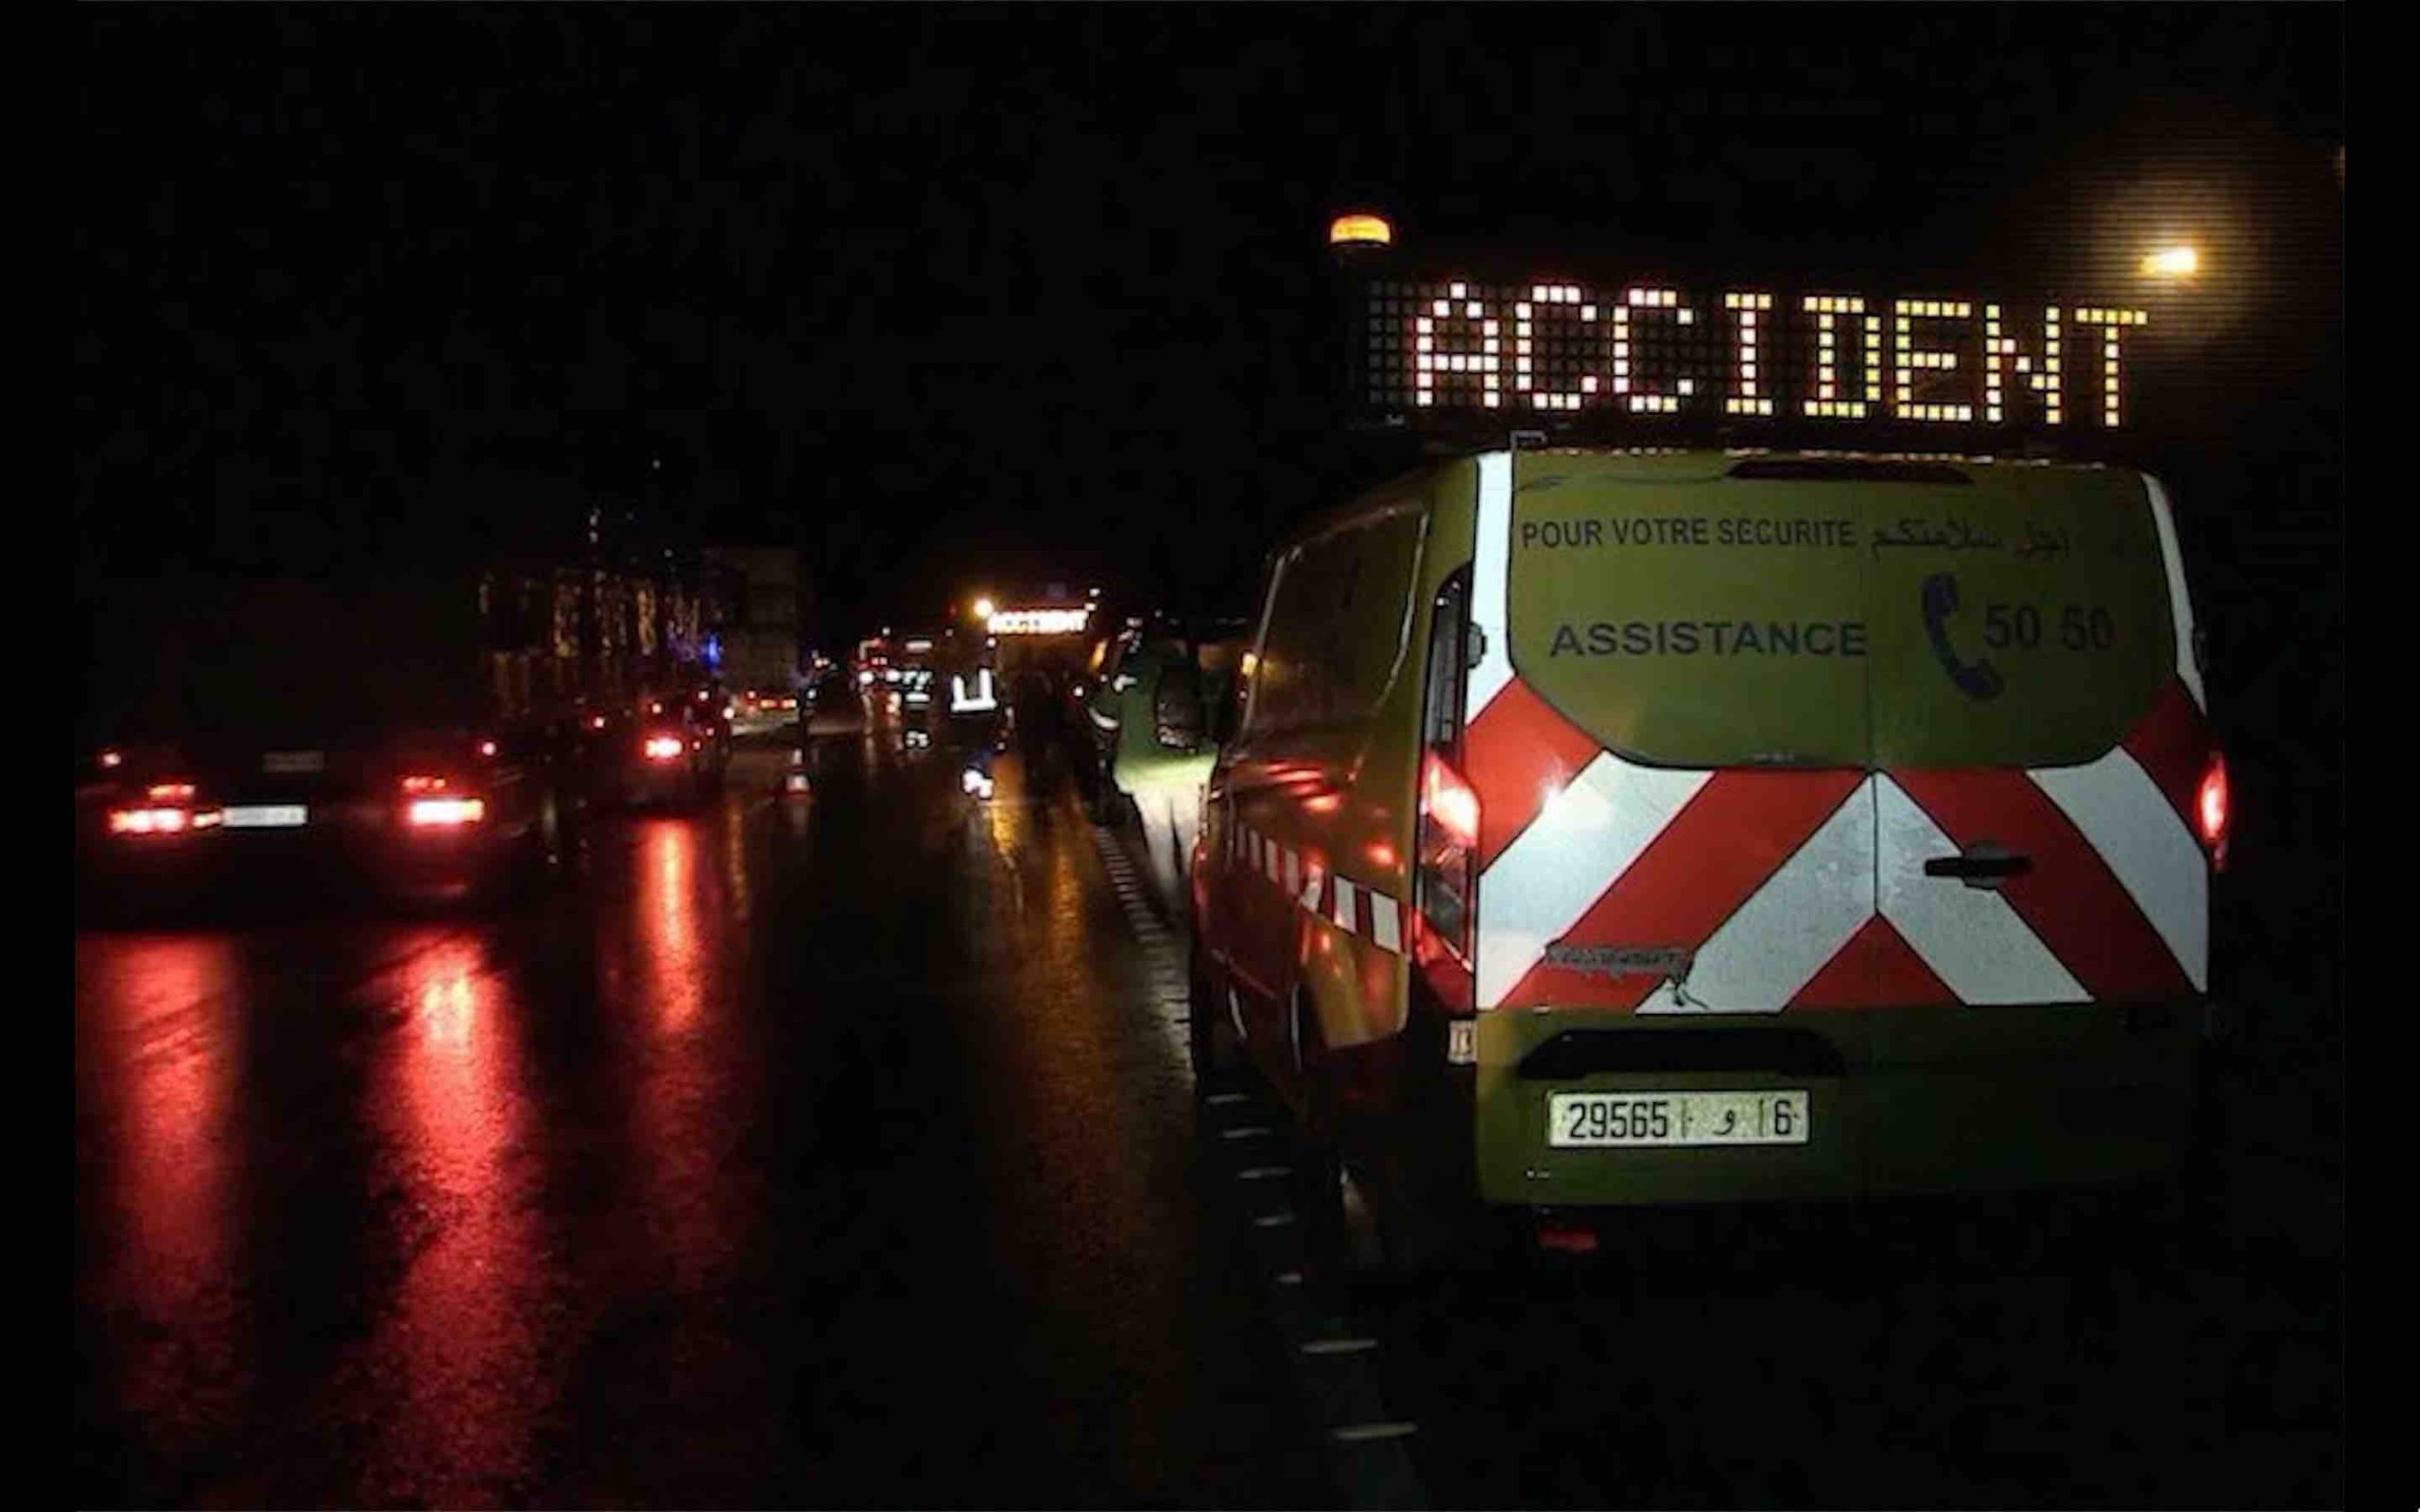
left=1547, top=1091, right=1811, bottom=1148
left=221, top=804, right=308, bottom=830
left=262, top=750, right=325, bottom=774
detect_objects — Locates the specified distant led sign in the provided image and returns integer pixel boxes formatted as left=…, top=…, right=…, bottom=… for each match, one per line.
left=1361, top=279, right=2149, bottom=429
left=989, top=608, right=1092, bottom=636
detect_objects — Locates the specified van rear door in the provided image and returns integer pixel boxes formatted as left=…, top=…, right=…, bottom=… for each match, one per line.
left=1858, top=464, right=2209, bottom=1005
left=1470, top=451, right=2209, bottom=1015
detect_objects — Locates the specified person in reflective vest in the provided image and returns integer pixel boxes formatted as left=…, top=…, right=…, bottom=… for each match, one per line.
left=949, top=666, right=998, bottom=715
left=1090, top=628, right=1217, bottom=908
left=948, top=664, right=1003, bottom=779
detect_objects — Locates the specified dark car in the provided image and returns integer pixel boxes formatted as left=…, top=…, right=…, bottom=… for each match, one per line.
left=593, top=694, right=730, bottom=809
left=76, top=720, right=559, bottom=912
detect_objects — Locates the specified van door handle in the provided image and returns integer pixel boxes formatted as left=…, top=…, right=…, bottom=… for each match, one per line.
left=1923, top=851, right=2031, bottom=888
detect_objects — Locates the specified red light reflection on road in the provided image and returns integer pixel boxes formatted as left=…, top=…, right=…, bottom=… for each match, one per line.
left=79, top=934, right=245, bottom=1435
left=635, top=817, right=706, bottom=1033
left=359, top=930, right=546, bottom=1504
left=620, top=815, right=754, bottom=1290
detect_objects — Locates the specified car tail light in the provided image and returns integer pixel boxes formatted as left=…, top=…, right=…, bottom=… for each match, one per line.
left=110, top=806, right=193, bottom=835
left=2195, top=752, right=2230, bottom=870
left=644, top=735, right=685, bottom=761
left=112, top=778, right=212, bottom=837
left=406, top=797, right=485, bottom=828
left=98, top=749, right=124, bottom=769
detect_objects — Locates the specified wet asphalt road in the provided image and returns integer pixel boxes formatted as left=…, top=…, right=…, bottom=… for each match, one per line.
left=75, top=718, right=1328, bottom=1508
left=75, top=713, right=2342, bottom=1509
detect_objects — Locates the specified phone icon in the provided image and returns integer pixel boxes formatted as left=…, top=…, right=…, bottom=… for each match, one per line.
left=1921, top=572, right=2004, bottom=701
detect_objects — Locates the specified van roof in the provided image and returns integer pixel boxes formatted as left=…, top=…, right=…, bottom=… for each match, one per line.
left=1290, top=447, right=2133, bottom=548
left=1521, top=445, right=2118, bottom=470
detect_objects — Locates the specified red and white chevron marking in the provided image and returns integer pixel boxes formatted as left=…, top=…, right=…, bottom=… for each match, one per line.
left=1459, top=689, right=2212, bottom=1012
left=1230, top=821, right=1407, bottom=954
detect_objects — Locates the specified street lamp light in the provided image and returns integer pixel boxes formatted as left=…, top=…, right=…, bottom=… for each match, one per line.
left=972, top=597, right=995, bottom=622
left=2140, top=244, right=2200, bottom=281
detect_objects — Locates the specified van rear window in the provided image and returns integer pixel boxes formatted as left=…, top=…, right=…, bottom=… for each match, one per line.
left=1505, top=455, right=2175, bottom=769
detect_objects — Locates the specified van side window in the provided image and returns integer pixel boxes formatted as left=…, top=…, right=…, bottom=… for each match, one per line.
left=1243, top=511, right=1422, bottom=739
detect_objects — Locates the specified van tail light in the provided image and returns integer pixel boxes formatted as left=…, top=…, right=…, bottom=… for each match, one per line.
left=2194, top=752, right=2230, bottom=870
left=1536, top=1223, right=1599, bottom=1256
left=1413, top=751, right=1481, bottom=997
left=1422, top=751, right=1480, bottom=852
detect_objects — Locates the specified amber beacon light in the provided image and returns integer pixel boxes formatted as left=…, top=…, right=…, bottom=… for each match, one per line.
left=1327, top=213, right=1392, bottom=249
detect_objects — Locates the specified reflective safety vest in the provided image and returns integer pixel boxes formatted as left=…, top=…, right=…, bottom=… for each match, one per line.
left=949, top=668, right=998, bottom=713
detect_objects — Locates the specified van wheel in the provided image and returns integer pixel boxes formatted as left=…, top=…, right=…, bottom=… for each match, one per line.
left=1290, top=1001, right=1398, bottom=1285
left=1295, top=1115, right=1396, bottom=1286
left=1187, top=941, right=1240, bottom=1090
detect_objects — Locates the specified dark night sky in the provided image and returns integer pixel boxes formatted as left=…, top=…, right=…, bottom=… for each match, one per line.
left=75, top=5, right=2342, bottom=640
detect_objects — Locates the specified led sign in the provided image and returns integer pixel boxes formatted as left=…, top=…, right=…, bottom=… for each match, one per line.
left=988, top=607, right=1093, bottom=636
left=1361, top=278, right=2148, bottom=430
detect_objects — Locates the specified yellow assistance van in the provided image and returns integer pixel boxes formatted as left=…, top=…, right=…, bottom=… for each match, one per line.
left=1187, top=445, right=2228, bottom=1265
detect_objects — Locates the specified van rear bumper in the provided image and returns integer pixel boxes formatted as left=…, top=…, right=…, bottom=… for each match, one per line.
left=1474, top=1005, right=2204, bottom=1208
